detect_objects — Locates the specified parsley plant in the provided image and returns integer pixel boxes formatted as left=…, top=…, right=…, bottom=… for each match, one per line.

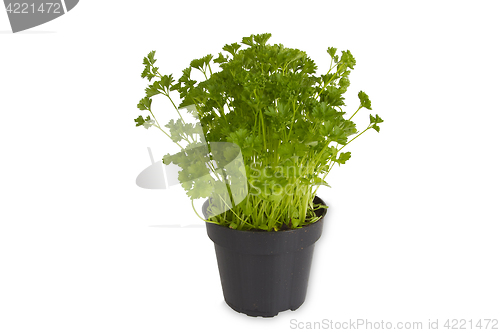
left=135, top=33, right=383, bottom=231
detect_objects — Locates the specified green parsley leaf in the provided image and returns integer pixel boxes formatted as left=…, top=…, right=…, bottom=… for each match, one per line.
left=340, top=50, right=356, bottom=69
left=336, top=151, right=351, bottom=164
left=137, top=97, right=152, bottom=110
left=369, top=114, right=384, bottom=124
left=222, top=43, right=241, bottom=56
left=134, top=115, right=152, bottom=127
left=358, top=91, right=372, bottom=110
left=147, top=51, right=156, bottom=64
left=327, top=47, right=337, bottom=59
left=241, top=35, right=254, bottom=46
left=253, top=33, right=272, bottom=46
left=213, top=52, right=228, bottom=64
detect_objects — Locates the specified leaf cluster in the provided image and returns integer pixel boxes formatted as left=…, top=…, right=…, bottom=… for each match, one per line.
left=134, top=33, right=383, bottom=231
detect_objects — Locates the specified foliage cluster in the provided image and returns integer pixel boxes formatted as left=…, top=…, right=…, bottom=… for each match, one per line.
left=135, top=33, right=383, bottom=231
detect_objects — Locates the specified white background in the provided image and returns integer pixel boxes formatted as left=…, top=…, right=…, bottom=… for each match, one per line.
left=1, top=1, right=499, bottom=332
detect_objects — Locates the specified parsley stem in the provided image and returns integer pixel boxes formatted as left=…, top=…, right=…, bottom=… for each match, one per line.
left=217, top=194, right=253, bottom=227
left=149, top=109, right=184, bottom=151
left=314, top=62, right=341, bottom=99
left=257, top=98, right=267, bottom=151
left=287, top=101, right=297, bottom=142
left=161, top=91, right=187, bottom=126
left=312, top=160, right=336, bottom=198
left=155, top=69, right=188, bottom=127
left=310, top=140, right=332, bottom=167
left=338, top=124, right=373, bottom=152
left=348, top=105, right=362, bottom=121
left=191, top=199, right=211, bottom=223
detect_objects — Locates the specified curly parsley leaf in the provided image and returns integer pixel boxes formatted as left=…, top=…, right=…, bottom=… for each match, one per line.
left=369, top=114, right=384, bottom=132
left=358, top=91, right=372, bottom=110
left=137, top=97, right=152, bottom=111
left=134, top=115, right=154, bottom=128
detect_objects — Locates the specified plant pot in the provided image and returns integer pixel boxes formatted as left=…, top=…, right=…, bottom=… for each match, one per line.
left=203, top=196, right=327, bottom=317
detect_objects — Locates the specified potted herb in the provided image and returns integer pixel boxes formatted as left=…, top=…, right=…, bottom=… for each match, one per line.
left=134, top=33, right=383, bottom=317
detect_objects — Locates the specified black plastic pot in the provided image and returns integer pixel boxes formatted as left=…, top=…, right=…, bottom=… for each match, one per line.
left=203, top=196, right=327, bottom=317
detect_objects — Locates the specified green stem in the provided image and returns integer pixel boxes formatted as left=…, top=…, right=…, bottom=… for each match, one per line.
left=348, top=105, right=362, bottom=121
left=217, top=194, right=252, bottom=228
left=287, top=101, right=297, bottom=142
left=192, top=199, right=211, bottom=223
left=149, top=109, right=184, bottom=151
left=314, top=61, right=340, bottom=99
left=257, top=102, right=267, bottom=152
left=161, top=91, right=187, bottom=125
left=338, top=124, right=373, bottom=152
